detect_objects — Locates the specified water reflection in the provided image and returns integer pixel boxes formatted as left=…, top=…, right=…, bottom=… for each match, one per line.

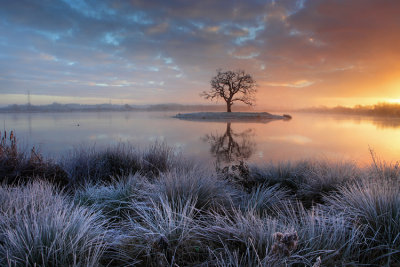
left=369, top=118, right=400, bottom=129
left=202, top=122, right=255, bottom=171
left=326, top=114, right=400, bottom=129
left=2, top=112, right=400, bottom=165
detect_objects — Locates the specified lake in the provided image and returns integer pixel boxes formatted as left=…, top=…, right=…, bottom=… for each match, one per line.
left=1, top=111, right=400, bottom=166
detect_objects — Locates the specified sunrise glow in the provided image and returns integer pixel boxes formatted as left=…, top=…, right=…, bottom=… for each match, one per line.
left=0, top=1, right=400, bottom=109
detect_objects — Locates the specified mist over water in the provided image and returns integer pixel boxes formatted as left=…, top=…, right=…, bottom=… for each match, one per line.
left=1, top=111, right=400, bottom=165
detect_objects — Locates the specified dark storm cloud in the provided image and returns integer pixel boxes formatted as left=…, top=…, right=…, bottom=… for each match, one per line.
left=1, top=0, right=400, bottom=106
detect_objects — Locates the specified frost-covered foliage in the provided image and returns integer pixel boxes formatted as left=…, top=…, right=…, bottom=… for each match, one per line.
left=0, top=140, right=399, bottom=266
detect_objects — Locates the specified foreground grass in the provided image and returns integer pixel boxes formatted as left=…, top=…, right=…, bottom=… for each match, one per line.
left=0, top=133, right=399, bottom=266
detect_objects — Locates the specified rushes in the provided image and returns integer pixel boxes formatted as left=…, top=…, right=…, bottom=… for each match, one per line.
left=0, top=130, right=68, bottom=186
left=0, top=130, right=17, bottom=159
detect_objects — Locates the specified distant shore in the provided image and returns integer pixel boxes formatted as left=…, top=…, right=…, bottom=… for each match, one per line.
left=0, top=103, right=255, bottom=113
left=299, top=102, right=400, bottom=118
left=174, top=112, right=291, bottom=122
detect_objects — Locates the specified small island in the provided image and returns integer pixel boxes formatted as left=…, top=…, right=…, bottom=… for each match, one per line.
left=175, top=111, right=290, bottom=122
left=175, top=69, right=291, bottom=122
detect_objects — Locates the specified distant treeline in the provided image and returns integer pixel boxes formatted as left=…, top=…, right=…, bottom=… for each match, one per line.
left=0, top=102, right=253, bottom=113
left=300, top=102, right=400, bottom=117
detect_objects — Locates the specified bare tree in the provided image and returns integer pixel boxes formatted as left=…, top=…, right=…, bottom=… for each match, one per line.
left=201, top=69, right=257, bottom=112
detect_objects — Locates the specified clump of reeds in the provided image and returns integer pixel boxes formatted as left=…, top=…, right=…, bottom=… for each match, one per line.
left=0, top=130, right=18, bottom=160
left=0, top=130, right=22, bottom=180
left=0, top=131, right=68, bottom=186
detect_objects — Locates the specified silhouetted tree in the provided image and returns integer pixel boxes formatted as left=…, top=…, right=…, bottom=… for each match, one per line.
left=201, top=69, right=257, bottom=112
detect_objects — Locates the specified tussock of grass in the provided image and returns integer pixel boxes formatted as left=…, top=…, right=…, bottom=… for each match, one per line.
left=0, top=181, right=106, bottom=267
left=326, top=179, right=400, bottom=264
left=277, top=202, right=364, bottom=265
left=74, top=173, right=152, bottom=221
left=154, top=167, right=236, bottom=212
left=115, top=197, right=203, bottom=266
left=62, top=141, right=188, bottom=185
left=249, top=160, right=361, bottom=206
left=201, top=208, right=279, bottom=261
left=243, top=184, right=290, bottom=215
left=140, top=141, right=175, bottom=177
left=62, top=144, right=142, bottom=185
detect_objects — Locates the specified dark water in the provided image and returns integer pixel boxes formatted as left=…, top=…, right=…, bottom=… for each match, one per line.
left=2, top=111, right=400, bottom=166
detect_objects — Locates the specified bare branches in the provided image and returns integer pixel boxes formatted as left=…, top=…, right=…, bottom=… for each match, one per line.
left=201, top=69, right=257, bottom=112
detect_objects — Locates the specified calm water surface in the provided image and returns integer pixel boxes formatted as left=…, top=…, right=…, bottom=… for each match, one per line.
left=2, top=111, right=400, bottom=166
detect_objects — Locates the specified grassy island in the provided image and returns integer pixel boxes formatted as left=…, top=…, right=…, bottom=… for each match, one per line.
left=175, top=112, right=289, bottom=122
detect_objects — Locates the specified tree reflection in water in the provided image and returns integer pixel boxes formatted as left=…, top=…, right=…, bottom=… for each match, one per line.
left=202, top=122, right=255, bottom=174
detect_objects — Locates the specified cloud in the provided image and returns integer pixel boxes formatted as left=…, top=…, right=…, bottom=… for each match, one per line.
left=264, top=80, right=315, bottom=88
left=0, top=0, right=400, bottom=107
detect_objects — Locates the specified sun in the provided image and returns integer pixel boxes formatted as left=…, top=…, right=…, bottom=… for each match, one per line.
left=386, top=99, right=400, bottom=104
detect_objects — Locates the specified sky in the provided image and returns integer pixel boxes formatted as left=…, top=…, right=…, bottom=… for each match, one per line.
left=1, top=0, right=400, bottom=108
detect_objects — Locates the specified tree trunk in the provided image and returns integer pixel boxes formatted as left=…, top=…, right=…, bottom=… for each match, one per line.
left=226, top=102, right=232, bottom=112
